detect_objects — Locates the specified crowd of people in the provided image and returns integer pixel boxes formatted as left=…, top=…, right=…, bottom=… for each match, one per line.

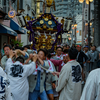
left=0, top=42, right=100, bottom=100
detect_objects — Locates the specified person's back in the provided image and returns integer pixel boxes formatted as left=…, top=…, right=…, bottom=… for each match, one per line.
left=0, top=67, right=12, bottom=100
left=57, top=60, right=82, bottom=100
left=80, top=68, right=100, bottom=100
left=5, top=55, right=37, bottom=100
left=76, top=45, right=88, bottom=68
left=56, top=47, right=82, bottom=100
left=89, top=45, right=99, bottom=70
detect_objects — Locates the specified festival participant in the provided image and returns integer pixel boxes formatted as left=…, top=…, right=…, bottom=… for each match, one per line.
left=47, top=49, right=56, bottom=60
left=44, top=50, right=57, bottom=100
left=26, top=49, right=49, bottom=100
left=83, top=45, right=91, bottom=79
left=66, top=45, right=70, bottom=50
left=49, top=49, right=69, bottom=99
left=5, top=50, right=37, bottom=100
left=15, top=43, right=22, bottom=50
left=1, top=45, right=29, bottom=69
left=89, top=45, right=99, bottom=70
left=23, top=45, right=37, bottom=54
left=50, top=49, right=69, bottom=72
left=76, top=45, right=88, bottom=68
left=0, top=66, right=12, bottom=100
left=76, top=45, right=88, bottom=82
left=43, top=49, right=56, bottom=100
left=55, top=46, right=63, bottom=60
left=1, top=45, right=12, bottom=69
left=72, top=43, right=76, bottom=48
left=63, top=45, right=67, bottom=51
left=15, top=49, right=29, bottom=60
left=80, top=69, right=100, bottom=100
left=45, top=60, right=56, bottom=100
left=54, top=47, right=82, bottom=100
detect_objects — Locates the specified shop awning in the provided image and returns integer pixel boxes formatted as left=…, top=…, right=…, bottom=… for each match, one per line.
left=10, top=19, right=26, bottom=34
left=0, top=24, right=17, bottom=36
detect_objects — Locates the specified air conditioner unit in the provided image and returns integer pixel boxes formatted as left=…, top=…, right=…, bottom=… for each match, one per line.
left=0, top=0, right=3, bottom=8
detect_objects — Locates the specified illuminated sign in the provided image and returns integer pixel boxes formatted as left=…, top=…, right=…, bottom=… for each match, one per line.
left=8, top=11, right=16, bottom=18
left=77, top=30, right=79, bottom=33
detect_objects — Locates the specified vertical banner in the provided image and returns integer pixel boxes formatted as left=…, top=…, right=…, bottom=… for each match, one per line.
left=84, top=8, right=88, bottom=21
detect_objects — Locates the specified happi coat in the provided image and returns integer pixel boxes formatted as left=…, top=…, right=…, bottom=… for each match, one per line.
left=80, top=68, right=100, bottom=100
left=45, top=60, right=56, bottom=91
left=28, top=60, right=49, bottom=93
left=0, top=67, right=12, bottom=100
left=56, top=60, right=82, bottom=100
left=5, top=58, right=36, bottom=100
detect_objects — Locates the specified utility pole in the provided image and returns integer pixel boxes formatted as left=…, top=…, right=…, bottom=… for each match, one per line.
left=71, top=28, right=73, bottom=46
left=94, top=0, right=100, bottom=47
left=17, top=0, right=19, bottom=13
left=88, top=1, right=90, bottom=50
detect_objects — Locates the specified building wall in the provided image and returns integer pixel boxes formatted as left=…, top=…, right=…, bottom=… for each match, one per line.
left=0, top=0, right=18, bottom=49
left=82, top=1, right=94, bottom=45
left=21, top=0, right=34, bottom=46
left=52, top=0, right=83, bottom=45
left=52, top=0, right=82, bottom=17
left=75, top=15, right=82, bottom=43
left=23, top=0, right=32, bottom=16
left=0, top=35, right=8, bottom=49
left=31, top=0, right=36, bottom=17
left=62, top=33, right=67, bottom=44
left=21, top=34, right=29, bottom=46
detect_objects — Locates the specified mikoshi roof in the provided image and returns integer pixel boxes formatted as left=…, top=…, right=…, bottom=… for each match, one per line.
left=26, top=13, right=63, bottom=50
left=27, top=13, right=63, bottom=33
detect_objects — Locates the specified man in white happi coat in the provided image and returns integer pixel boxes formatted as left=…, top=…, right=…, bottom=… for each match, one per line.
left=54, top=47, right=82, bottom=100
left=80, top=68, right=100, bottom=100
left=5, top=50, right=37, bottom=100
left=0, top=66, right=12, bottom=100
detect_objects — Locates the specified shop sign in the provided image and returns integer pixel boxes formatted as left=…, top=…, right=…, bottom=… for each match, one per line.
left=8, top=11, right=16, bottom=18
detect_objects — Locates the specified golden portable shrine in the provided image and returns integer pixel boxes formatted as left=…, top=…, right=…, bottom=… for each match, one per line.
left=26, top=13, right=63, bottom=51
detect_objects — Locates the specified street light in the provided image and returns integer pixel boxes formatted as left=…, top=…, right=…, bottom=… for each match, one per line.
left=79, top=0, right=93, bottom=50
left=79, top=0, right=84, bottom=3
left=89, top=0, right=93, bottom=2
left=74, top=23, right=77, bottom=44
left=86, top=0, right=89, bottom=4
left=79, top=0, right=93, bottom=3
left=72, top=22, right=77, bottom=44
left=74, top=24, right=77, bottom=28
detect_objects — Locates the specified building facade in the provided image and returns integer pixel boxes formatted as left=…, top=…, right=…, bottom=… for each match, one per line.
left=20, top=0, right=36, bottom=46
left=0, top=0, right=18, bottom=49
left=0, top=0, right=28, bottom=49
left=82, top=1, right=94, bottom=45
left=52, top=0, right=83, bottom=45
